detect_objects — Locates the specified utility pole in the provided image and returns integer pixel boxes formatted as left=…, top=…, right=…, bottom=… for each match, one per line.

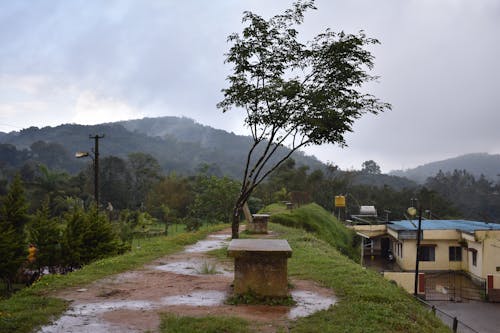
left=414, top=205, right=423, bottom=296
left=90, top=134, right=104, bottom=206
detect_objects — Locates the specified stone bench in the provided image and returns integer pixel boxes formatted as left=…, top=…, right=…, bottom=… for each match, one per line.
left=247, top=214, right=269, bottom=234
left=227, top=239, right=292, bottom=297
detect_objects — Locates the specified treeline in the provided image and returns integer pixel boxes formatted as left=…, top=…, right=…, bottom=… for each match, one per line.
left=256, top=159, right=500, bottom=223
left=425, top=169, right=500, bottom=222
left=254, top=159, right=460, bottom=221
left=0, top=176, right=128, bottom=293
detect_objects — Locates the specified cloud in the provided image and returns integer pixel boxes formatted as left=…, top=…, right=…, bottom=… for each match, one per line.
left=0, top=0, right=499, bottom=172
left=73, top=91, right=144, bottom=125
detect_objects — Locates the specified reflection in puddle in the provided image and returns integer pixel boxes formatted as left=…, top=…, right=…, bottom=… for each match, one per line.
left=183, top=235, right=229, bottom=253
left=161, top=290, right=226, bottom=306
left=154, top=260, right=232, bottom=276
left=208, top=234, right=231, bottom=240
left=39, top=300, right=154, bottom=333
left=288, top=290, right=336, bottom=319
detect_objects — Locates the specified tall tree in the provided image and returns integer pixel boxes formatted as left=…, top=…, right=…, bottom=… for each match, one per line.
left=98, top=156, right=132, bottom=209
left=0, top=175, right=29, bottom=291
left=128, top=152, right=162, bottom=208
left=361, top=160, right=381, bottom=174
left=189, top=174, right=241, bottom=224
left=0, top=174, right=29, bottom=234
left=218, top=0, right=390, bottom=237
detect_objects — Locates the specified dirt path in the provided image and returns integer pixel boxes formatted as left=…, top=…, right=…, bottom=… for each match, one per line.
left=39, top=229, right=336, bottom=333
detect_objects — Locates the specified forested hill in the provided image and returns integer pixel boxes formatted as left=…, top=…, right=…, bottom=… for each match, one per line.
left=0, top=117, right=324, bottom=178
left=390, top=153, right=500, bottom=184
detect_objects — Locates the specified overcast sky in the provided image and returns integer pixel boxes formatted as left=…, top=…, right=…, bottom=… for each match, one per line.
left=1, top=0, right=499, bottom=172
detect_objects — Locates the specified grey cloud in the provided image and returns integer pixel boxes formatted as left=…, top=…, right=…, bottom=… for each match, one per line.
left=0, top=0, right=499, bottom=172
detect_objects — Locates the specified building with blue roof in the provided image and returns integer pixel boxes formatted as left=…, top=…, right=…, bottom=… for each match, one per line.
left=353, top=219, right=500, bottom=299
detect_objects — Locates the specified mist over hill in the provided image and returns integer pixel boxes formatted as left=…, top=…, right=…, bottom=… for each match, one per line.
left=390, top=153, right=500, bottom=183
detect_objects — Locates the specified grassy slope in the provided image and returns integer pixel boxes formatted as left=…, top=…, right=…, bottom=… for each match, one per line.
left=263, top=203, right=360, bottom=261
left=0, top=224, right=227, bottom=333
left=274, top=223, right=449, bottom=332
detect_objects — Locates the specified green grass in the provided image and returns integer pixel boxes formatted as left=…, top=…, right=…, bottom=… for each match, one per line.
left=206, top=246, right=228, bottom=261
left=159, top=314, right=251, bottom=333
left=0, top=224, right=228, bottom=333
left=269, top=223, right=450, bottom=333
left=266, top=203, right=360, bottom=261
left=259, top=202, right=288, bottom=215
left=226, top=291, right=296, bottom=306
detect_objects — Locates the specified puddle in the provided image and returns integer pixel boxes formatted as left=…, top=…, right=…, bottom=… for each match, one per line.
left=39, top=314, right=134, bottom=333
left=154, top=260, right=232, bottom=276
left=208, top=234, right=231, bottom=240
left=39, top=291, right=227, bottom=333
left=161, top=290, right=226, bottom=306
left=73, top=300, right=155, bottom=315
left=288, top=290, right=337, bottom=319
left=38, top=300, right=155, bottom=333
left=184, top=237, right=229, bottom=253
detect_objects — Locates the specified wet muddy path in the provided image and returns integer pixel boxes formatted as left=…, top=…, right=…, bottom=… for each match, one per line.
left=39, top=229, right=336, bottom=333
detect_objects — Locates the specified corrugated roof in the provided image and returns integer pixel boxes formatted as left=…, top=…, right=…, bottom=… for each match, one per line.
left=388, top=220, right=500, bottom=232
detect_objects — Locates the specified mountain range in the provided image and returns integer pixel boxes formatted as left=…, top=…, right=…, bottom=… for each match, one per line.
left=390, top=153, right=500, bottom=184
left=2, top=116, right=498, bottom=189
left=0, top=116, right=324, bottom=179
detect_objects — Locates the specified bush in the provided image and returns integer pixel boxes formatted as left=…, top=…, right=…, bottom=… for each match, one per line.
left=62, top=206, right=129, bottom=270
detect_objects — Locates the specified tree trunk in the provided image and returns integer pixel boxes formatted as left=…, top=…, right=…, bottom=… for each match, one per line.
left=231, top=206, right=240, bottom=239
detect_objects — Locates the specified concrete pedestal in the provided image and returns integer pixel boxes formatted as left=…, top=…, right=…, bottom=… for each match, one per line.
left=228, top=239, right=292, bottom=297
left=247, top=214, right=269, bottom=234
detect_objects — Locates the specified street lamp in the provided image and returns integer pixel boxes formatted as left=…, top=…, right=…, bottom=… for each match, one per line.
left=76, top=134, right=104, bottom=206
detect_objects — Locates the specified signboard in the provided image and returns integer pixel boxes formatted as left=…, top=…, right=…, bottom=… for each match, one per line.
left=334, top=195, right=346, bottom=208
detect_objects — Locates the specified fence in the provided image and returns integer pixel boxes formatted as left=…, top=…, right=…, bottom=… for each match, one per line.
left=415, top=297, right=479, bottom=333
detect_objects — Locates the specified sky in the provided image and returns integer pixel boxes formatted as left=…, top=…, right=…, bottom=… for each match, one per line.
left=1, top=0, right=499, bottom=173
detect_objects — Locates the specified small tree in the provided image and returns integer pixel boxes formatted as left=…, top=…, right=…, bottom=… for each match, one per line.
left=28, top=201, right=63, bottom=273
left=218, top=0, right=390, bottom=238
left=62, top=205, right=127, bottom=270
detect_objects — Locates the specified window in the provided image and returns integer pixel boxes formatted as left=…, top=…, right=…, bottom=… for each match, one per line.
left=449, top=246, right=462, bottom=261
left=419, top=246, right=435, bottom=261
left=472, top=251, right=477, bottom=266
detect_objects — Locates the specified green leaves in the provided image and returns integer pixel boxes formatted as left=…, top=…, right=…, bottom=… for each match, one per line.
left=219, top=0, right=390, bottom=150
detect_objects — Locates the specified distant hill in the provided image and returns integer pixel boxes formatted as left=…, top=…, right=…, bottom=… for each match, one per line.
left=390, top=153, right=500, bottom=183
left=350, top=172, right=417, bottom=190
left=0, top=117, right=324, bottom=179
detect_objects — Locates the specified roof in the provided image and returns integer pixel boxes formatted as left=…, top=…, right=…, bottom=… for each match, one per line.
left=388, top=220, right=500, bottom=233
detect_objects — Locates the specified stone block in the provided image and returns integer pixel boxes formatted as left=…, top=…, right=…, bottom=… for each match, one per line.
left=247, top=214, right=269, bottom=234
left=228, top=239, right=292, bottom=297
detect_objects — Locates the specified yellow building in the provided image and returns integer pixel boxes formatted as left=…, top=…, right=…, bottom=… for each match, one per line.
left=354, top=220, right=500, bottom=282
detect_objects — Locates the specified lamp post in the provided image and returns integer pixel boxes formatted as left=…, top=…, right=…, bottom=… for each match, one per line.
left=76, top=134, right=104, bottom=206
